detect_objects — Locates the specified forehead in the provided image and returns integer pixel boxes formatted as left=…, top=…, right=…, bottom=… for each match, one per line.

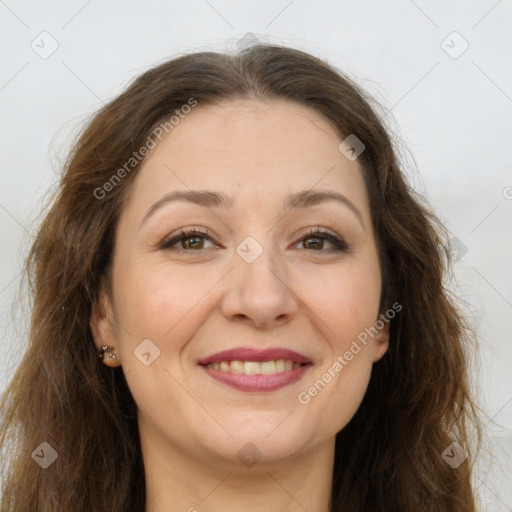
left=123, top=99, right=369, bottom=217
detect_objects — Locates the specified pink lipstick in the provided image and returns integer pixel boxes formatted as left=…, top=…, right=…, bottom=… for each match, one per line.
left=198, top=348, right=312, bottom=392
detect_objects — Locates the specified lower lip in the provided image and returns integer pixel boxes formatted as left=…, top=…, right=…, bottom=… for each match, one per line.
left=201, top=364, right=311, bottom=392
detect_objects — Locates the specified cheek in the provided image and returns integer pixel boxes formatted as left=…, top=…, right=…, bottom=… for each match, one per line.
left=319, top=263, right=381, bottom=344
left=112, top=266, right=209, bottom=421
left=115, top=262, right=205, bottom=338
left=296, top=265, right=380, bottom=432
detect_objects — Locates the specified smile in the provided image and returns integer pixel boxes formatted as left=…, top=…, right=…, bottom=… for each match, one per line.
left=198, top=347, right=312, bottom=392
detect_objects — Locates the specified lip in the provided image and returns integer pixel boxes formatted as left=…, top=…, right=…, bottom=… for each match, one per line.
left=197, top=347, right=311, bottom=365
left=198, top=347, right=312, bottom=393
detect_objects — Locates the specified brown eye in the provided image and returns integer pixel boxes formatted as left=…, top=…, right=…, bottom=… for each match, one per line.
left=297, top=229, right=348, bottom=252
left=160, top=229, right=215, bottom=251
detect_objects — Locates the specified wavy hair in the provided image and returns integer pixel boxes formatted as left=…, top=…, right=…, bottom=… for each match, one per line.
left=0, top=44, right=482, bottom=511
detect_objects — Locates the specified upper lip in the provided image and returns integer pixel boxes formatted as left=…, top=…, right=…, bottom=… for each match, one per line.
left=198, top=347, right=311, bottom=365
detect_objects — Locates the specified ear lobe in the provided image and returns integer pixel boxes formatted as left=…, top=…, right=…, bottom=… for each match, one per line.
left=372, top=320, right=390, bottom=363
left=89, top=290, right=117, bottom=352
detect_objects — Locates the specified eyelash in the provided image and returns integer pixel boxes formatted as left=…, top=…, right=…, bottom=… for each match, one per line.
left=158, top=227, right=348, bottom=253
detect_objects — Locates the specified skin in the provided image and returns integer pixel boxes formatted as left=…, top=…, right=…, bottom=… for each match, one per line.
left=90, top=99, right=389, bottom=512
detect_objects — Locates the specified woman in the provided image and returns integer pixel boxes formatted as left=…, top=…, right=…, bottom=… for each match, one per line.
left=0, top=44, right=482, bottom=511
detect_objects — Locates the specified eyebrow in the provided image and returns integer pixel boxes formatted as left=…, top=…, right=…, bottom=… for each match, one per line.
left=139, top=189, right=365, bottom=229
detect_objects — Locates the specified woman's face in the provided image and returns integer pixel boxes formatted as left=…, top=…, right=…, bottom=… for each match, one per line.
left=91, top=99, right=389, bottom=466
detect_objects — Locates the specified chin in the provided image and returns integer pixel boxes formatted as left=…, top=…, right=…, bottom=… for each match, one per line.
left=196, top=414, right=314, bottom=464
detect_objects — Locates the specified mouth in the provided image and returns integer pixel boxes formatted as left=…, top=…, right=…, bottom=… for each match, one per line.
left=198, top=348, right=312, bottom=392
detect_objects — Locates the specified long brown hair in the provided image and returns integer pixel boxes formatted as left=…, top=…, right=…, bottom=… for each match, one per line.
left=0, top=44, right=482, bottom=511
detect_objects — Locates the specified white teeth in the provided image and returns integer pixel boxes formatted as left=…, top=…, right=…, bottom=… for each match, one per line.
left=243, top=361, right=260, bottom=375
left=206, top=359, right=304, bottom=375
left=261, top=360, right=276, bottom=375
left=230, top=360, right=244, bottom=374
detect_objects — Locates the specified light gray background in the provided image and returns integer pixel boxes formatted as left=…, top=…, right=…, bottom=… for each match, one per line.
left=1, top=1, right=511, bottom=509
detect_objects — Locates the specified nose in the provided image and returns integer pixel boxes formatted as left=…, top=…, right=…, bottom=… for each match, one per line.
left=220, top=240, right=298, bottom=329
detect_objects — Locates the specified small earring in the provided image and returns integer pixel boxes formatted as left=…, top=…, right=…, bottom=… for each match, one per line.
left=98, top=345, right=116, bottom=360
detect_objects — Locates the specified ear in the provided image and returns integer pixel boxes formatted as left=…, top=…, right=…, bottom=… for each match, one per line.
left=372, top=319, right=390, bottom=363
left=90, top=289, right=121, bottom=367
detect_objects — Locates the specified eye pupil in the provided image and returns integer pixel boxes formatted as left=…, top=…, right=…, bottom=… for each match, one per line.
left=304, top=237, right=323, bottom=250
left=184, top=236, right=203, bottom=249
